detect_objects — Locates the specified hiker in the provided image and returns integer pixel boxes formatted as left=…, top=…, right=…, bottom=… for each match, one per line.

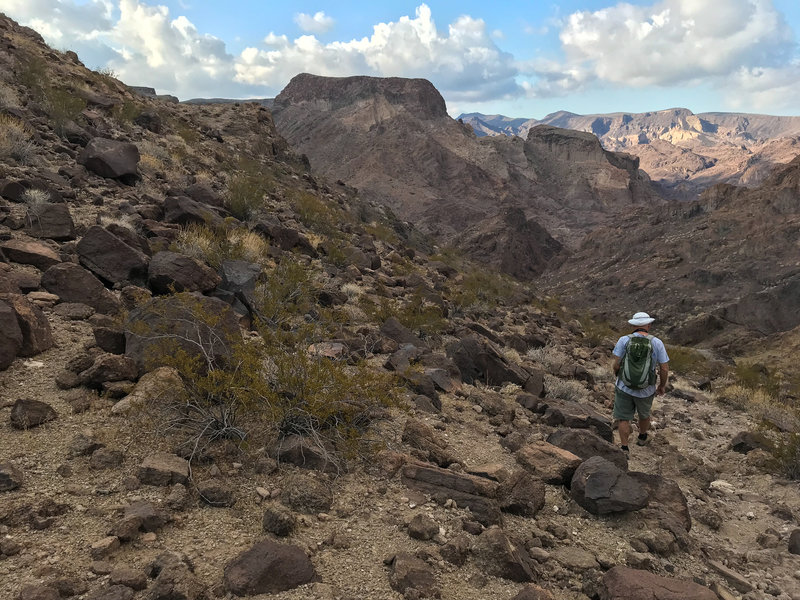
left=611, top=312, right=669, bottom=455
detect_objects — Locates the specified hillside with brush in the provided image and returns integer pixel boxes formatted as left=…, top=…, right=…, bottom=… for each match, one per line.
left=1, top=13, right=800, bottom=600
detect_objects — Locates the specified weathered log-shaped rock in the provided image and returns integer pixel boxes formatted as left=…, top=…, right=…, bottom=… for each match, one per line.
left=600, top=565, right=717, bottom=599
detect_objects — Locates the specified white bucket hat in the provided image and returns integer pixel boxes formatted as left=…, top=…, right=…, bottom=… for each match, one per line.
left=628, top=312, right=655, bottom=326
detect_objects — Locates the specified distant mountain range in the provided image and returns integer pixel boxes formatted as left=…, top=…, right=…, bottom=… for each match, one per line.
left=459, top=109, right=800, bottom=199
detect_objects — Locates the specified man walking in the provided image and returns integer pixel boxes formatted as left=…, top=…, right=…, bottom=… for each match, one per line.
left=611, top=312, right=669, bottom=455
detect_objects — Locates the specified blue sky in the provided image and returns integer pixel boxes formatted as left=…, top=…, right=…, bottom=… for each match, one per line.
left=2, top=0, right=799, bottom=118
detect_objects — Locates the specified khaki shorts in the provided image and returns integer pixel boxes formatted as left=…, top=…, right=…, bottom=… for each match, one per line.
left=613, top=387, right=654, bottom=421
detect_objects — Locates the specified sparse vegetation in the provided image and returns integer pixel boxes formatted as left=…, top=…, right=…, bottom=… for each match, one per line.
left=544, top=374, right=586, bottom=402
left=449, top=268, right=518, bottom=313
left=226, top=171, right=271, bottom=221
left=43, top=87, right=86, bottom=136
left=527, top=344, right=570, bottom=373
left=174, top=223, right=270, bottom=270
left=666, top=345, right=716, bottom=377
left=0, top=114, right=36, bottom=163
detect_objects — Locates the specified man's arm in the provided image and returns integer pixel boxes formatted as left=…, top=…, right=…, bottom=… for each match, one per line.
left=611, top=356, right=621, bottom=377
left=657, top=363, right=669, bottom=394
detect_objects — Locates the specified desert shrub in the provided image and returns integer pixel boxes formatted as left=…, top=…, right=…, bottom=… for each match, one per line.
left=136, top=292, right=398, bottom=467
left=174, top=224, right=269, bottom=270
left=544, top=374, right=586, bottom=402
left=771, top=434, right=800, bottom=480
left=363, top=222, right=398, bottom=244
left=450, top=268, right=517, bottom=313
left=18, top=55, right=48, bottom=99
left=113, top=100, right=142, bottom=125
left=577, top=313, right=617, bottom=348
left=0, top=114, right=36, bottom=163
left=292, top=190, right=349, bottom=237
left=734, top=361, right=781, bottom=397
left=44, top=87, right=86, bottom=136
left=666, top=345, right=716, bottom=377
left=226, top=172, right=271, bottom=221
left=527, top=344, right=570, bottom=373
left=341, top=283, right=364, bottom=300
left=22, top=188, right=50, bottom=226
left=172, top=119, right=200, bottom=144
left=253, top=259, right=316, bottom=326
left=0, top=82, right=20, bottom=108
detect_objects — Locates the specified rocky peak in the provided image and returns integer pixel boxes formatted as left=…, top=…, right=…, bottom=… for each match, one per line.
left=273, top=73, right=448, bottom=120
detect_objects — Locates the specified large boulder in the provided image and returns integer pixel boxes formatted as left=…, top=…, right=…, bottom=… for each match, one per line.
left=124, top=294, right=240, bottom=372
left=570, top=456, right=649, bottom=515
left=380, top=316, right=426, bottom=348
left=539, top=399, right=613, bottom=442
left=24, top=202, right=75, bottom=241
left=223, top=539, right=318, bottom=596
left=600, top=565, right=717, bottom=599
left=42, top=263, right=121, bottom=314
left=547, top=428, right=628, bottom=471
left=515, top=441, right=582, bottom=485
left=401, top=462, right=501, bottom=526
left=148, top=251, right=221, bottom=295
left=498, top=470, right=546, bottom=517
left=77, top=226, right=149, bottom=285
left=78, top=138, right=140, bottom=183
left=3, top=293, right=53, bottom=357
left=629, top=471, right=692, bottom=533
left=163, top=196, right=223, bottom=227
left=447, top=334, right=541, bottom=390
left=0, top=238, right=60, bottom=271
left=0, top=300, right=23, bottom=369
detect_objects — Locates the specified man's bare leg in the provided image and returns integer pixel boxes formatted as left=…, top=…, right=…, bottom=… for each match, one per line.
left=618, top=420, right=632, bottom=447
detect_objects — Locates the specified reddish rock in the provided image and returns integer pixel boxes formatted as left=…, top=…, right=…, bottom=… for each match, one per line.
left=3, top=293, right=53, bottom=357
left=42, top=263, right=121, bottom=314
left=223, top=539, right=318, bottom=595
left=387, top=552, right=439, bottom=598
left=0, top=462, right=23, bottom=491
left=0, top=299, right=23, bottom=369
left=0, top=238, right=60, bottom=270
left=600, top=565, right=717, bottom=600
left=78, top=138, right=140, bottom=183
left=472, top=527, right=536, bottom=582
left=24, top=202, right=75, bottom=241
left=77, top=226, right=149, bottom=285
left=137, top=453, right=189, bottom=486
left=79, top=354, right=138, bottom=387
left=516, top=441, right=583, bottom=485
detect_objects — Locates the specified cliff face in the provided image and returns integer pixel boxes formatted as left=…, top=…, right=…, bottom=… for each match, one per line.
left=273, top=74, right=662, bottom=271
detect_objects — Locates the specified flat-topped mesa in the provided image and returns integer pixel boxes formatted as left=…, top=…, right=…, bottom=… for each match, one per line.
left=273, top=73, right=448, bottom=120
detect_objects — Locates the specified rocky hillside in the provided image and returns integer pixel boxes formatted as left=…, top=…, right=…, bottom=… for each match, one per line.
left=2, top=13, right=800, bottom=600
left=271, top=74, right=661, bottom=263
left=460, top=109, right=800, bottom=200
left=544, top=154, right=800, bottom=354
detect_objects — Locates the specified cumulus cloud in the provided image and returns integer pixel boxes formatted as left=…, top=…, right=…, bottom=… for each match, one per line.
left=525, top=0, right=797, bottom=97
left=294, top=11, right=335, bottom=34
left=236, top=4, right=522, bottom=102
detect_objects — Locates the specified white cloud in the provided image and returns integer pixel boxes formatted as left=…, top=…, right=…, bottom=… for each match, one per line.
left=294, top=11, right=335, bottom=34
left=525, top=0, right=796, bottom=96
left=237, top=4, right=521, bottom=102
left=724, top=64, right=800, bottom=113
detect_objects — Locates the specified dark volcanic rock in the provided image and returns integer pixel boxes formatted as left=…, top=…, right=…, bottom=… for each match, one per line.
left=78, top=138, right=140, bottom=183
left=148, top=251, right=221, bottom=294
left=0, top=299, right=23, bottom=369
left=10, top=398, right=57, bottom=429
left=3, top=293, right=53, bottom=357
left=262, top=503, right=297, bottom=537
left=0, top=462, right=23, bottom=491
left=24, top=202, right=75, bottom=241
left=0, top=238, right=60, bottom=270
left=77, top=226, right=149, bottom=285
left=600, top=565, right=717, bottom=599
left=163, top=195, right=223, bottom=227
left=446, top=334, right=537, bottom=388
left=570, top=456, right=649, bottom=514
left=223, top=539, right=318, bottom=595
left=540, top=399, right=613, bottom=442
left=79, top=354, right=138, bottom=387
left=380, top=316, right=426, bottom=348
left=280, top=473, right=333, bottom=514
left=42, top=263, right=121, bottom=314
left=472, top=527, right=536, bottom=582
left=387, top=552, right=439, bottom=597
left=547, top=428, right=627, bottom=470
left=498, top=470, right=545, bottom=517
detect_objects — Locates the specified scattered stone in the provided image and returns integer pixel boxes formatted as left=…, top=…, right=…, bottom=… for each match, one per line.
left=16, top=584, right=60, bottom=600
left=440, top=533, right=472, bottom=566
left=381, top=316, right=427, bottom=348
left=0, top=299, right=23, bottom=369
left=601, top=565, right=717, bottom=599
left=570, top=456, right=649, bottom=514
left=472, top=527, right=536, bottom=582
left=408, top=513, right=439, bottom=540
left=387, top=552, right=439, bottom=598
left=4, top=293, right=54, bottom=357
left=223, top=539, right=318, bottom=595
left=789, top=529, right=800, bottom=555
left=79, top=353, right=138, bottom=387
left=0, top=462, right=23, bottom=491
left=511, top=584, right=556, bottom=600
left=498, top=470, right=546, bottom=517
left=163, top=195, right=223, bottom=227
left=24, top=202, right=75, bottom=241
left=262, top=503, right=297, bottom=537
left=77, top=225, right=149, bottom=285
left=109, top=566, right=147, bottom=590
left=10, top=398, right=57, bottom=429
left=90, top=536, right=121, bottom=559
left=53, top=302, right=95, bottom=320
left=112, top=366, right=184, bottom=415
left=147, top=555, right=206, bottom=600
left=274, top=434, right=337, bottom=472
left=198, top=478, right=235, bottom=507
left=707, top=560, right=754, bottom=593
left=402, top=419, right=457, bottom=467
left=68, top=432, right=104, bottom=457
left=280, top=473, right=333, bottom=514
left=729, top=431, right=773, bottom=454
left=551, top=546, right=599, bottom=571
left=137, top=453, right=189, bottom=486
left=89, top=448, right=124, bottom=470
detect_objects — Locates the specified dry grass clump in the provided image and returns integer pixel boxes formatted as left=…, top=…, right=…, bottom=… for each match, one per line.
left=0, top=82, right=20, bottom=108
left=544, top=374, right=586, bottom=402
left=527, top=344, right=570, bottom=373
left=0, top=114, right=36, bottom=164
left=341, top=283, right=364, bottom=300
left=174, top=224, right=269, bottom=270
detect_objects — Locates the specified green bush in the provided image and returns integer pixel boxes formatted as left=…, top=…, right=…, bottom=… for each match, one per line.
left=226, top=172, right=270, bottom=221
left=666, top=345, right=714, bottom=377
left=44, top=87, right=86, bottom=136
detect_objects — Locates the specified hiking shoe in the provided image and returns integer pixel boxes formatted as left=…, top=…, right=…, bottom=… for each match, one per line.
left=621, top=445, right=630, bottom=458
left=636, top=433, right=650, bottom=446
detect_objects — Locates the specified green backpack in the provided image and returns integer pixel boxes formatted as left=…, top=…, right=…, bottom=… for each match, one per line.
left=619, top=335, right=657, bottom=389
